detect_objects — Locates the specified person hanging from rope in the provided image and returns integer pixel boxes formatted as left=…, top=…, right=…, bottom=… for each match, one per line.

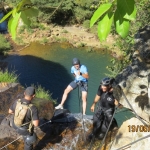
left=88, top=77, right=119, bottom=141
left=55, top=58, right=89, bottom=115
left=8, top=87, right=39, bottom=150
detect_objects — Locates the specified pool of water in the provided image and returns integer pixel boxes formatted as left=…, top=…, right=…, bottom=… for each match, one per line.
left=5, top=42, right=112, bottom=115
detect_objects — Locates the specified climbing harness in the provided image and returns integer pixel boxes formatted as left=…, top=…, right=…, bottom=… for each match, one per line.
left=77, top=81, right=86, bottom=141
left=0, top=119, right=52, bottom=150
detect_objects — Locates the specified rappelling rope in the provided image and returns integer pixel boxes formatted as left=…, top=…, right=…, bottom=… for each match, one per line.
left=117, top=85, right=148, bottom=126
left=114, top=134, right=150, bottom=150
left=78, top=81, right=86, bottom=141
left=0, top=119, right=52, bottom=150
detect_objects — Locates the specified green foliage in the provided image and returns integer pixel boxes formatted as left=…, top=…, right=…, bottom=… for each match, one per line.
left=0, top=69, right=18, bottom=83
left=1, top=0, right=39, bottom=39
left=82, top=20, right=90, bottom=28
left=33, top=84, right=56, bottom=103
left=90, top=0, right=137, bottom=41
left=0, top=34, right=11, bottom=53
left=106, top=36, right=133, bottom=78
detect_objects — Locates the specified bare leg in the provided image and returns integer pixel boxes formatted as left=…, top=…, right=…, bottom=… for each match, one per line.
left=60, top=85, right=73, bottom=106
left=82, top=91, right=87, bottom=115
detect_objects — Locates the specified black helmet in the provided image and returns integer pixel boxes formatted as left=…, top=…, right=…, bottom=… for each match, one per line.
left=100, top=77, right=113, bottom=86
left=72, top=58, right=80, bottom=65
left=25, top=133, right=37, bottom=144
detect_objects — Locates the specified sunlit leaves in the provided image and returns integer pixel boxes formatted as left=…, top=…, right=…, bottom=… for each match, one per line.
left=0, top=10, right=13, bottom=23
left=8, top=12, right=21, bottom=40
left=0, top=0, right=38, bottom=39
left=114, top=10, right=130, bottom=38
left=98, top=12, right=114, bottom=41
left=90, top=0, right=137, bottom=41
left=90, top=3, right=112, bottom=28
left=117, top=0, right=137, bottom=21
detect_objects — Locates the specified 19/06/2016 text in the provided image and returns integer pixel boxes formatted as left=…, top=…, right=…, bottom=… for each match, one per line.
left=128, top=125, right=150, bottom=132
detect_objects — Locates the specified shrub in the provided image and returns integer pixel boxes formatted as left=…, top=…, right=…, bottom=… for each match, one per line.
left=33, top=84, right=56, bottom=103
left=0, top=34, right=11, bottom=54
left=0, top=69, right=18, bottom=83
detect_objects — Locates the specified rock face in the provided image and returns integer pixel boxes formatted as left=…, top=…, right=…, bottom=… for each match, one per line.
left=111, top=117, right=150, bottom=150
left=111, top=25, right=150, bottom=150
left=114, top=25, right=150, bottom=123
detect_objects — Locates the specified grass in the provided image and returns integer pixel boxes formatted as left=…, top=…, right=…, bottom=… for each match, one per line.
left=0, top=34, right=11, bottom=53
left=33, top=84, right=57, bottom=104
left=0, top=69, right=18, bottom=83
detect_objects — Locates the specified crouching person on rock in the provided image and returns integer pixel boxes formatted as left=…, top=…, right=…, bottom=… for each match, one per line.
left=8, top=87, right=39, bottom=150
left=89, top=77, right=119, bottom=140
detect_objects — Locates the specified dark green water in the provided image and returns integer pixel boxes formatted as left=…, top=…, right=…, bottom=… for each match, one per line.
left=5, top=42, right=112, bottom=115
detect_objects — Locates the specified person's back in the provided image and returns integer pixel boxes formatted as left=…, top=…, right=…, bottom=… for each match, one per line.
left=9, top=87, right=39, bottom=150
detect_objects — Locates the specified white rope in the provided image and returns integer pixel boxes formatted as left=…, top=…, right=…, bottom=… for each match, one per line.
left=0, top=120, right=51, bottom=150
left=0, top=136, right=22, bottom=150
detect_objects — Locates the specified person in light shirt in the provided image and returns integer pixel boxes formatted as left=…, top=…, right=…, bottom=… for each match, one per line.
left=55, top=58, right=89, bottom=115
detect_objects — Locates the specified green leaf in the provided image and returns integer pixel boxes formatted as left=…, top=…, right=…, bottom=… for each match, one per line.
left=20, top=11, right=31, bottom=26
left=124, top=5, right=137, bottom=21
left=0, top=10, right=13, bottom=23
left=98, top=12, right=114, bottom=41
left=117, top=0, right=137, bottom=21
left=12, top=8, right=17, bottom=17
left=114, top=9, right=130, bottom=38
left=8, top=17, right=13, bottom=33
left=22, top=8, right=39, bottom=18
left=17, top=0, right=32, bottom=10
left=9, top=12, right=21, bottom=40
left=90, top=3, right=112, bottom=28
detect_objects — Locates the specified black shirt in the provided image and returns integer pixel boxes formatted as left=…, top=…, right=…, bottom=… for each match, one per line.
left=10, top=98, right=39, bottom=128
left=97, top=86, right=115, bottom=109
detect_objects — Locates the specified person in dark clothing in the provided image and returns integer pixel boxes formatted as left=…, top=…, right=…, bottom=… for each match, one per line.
left=8, top=87, right=39, bottom=150
left=89, top=77, right=118, bottom=140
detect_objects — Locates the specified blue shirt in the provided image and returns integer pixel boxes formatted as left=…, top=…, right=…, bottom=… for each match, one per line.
left=71, top=64, right=88, bottom=82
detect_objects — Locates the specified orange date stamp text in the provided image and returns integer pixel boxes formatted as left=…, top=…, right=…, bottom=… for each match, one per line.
left=128, top=125, right=150, bottom=132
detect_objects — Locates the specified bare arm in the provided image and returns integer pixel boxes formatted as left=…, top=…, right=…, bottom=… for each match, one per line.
left=33, top=120, right=39, bottom=127
left=91, top=94, right=100, bottom=112
left=8, top=109, right=14, bottom=114
left=81, top=72, right=89, bottom=79
left=114, top=99, right=119, bottom=106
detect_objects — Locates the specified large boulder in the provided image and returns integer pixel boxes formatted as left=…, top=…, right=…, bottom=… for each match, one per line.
left=111, top=117, right=150, bottom=150
left=114, top=26, right=150, bottom=123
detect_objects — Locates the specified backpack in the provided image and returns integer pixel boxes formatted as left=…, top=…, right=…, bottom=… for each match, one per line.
left=14, top=99, right=33, bottom=132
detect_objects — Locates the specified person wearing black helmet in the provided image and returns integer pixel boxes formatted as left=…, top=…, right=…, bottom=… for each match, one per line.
left=8, top=87, right=39, bottom=150
left=89, top=77, right=118, bottom=140
left=55, top=58, right=89, bottom=115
